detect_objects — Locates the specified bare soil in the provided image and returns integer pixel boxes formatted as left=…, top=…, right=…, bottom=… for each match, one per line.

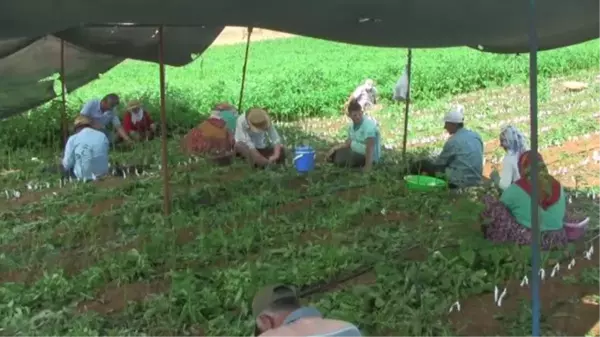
left=212, top=27, right=295, bottom=46
left=449, top=240, right=599, bottom=336
left=77, top=279, right=170, bottom=315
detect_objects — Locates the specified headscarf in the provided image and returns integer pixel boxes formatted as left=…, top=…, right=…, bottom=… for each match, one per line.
left=500, top=125, right=528, bottom=155
left=515, top=151, right=561, bottom=209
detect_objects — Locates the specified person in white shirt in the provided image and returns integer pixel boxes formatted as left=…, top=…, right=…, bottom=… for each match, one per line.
left=491, top=125, right=529, bottom=190
left=345, top=79, right=378, bottom=111
left=234, top=108, right=285, bottom=168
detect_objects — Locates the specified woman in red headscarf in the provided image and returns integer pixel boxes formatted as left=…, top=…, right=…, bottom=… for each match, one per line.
left=481, top=150, right=570, bottom=249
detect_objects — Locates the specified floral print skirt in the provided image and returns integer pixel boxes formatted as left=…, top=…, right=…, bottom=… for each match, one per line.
left=481, top=195, right=568, bottom=250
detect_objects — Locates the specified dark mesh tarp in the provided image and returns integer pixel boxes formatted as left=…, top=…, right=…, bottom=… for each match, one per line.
left=0, top=26, right=223, bottom=119
left=1, top=0, right=597, bottom=49
left=0, top=0, right=598, bottom=118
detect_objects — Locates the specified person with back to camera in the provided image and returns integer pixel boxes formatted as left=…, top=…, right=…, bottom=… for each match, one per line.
left=409, top=104, right=484, bottom=188
left=252, top=284, right=362, bottom=336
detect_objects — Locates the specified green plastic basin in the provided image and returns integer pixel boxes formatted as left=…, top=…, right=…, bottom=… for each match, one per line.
left=404, top=175, right=448, bottom=191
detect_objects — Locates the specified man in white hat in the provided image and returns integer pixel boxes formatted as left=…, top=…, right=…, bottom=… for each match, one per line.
left=411, top=105, right=484, bottom=188
left=234, top=108, right=285, bottom=167
left=346, top=79, right=378, bottom=111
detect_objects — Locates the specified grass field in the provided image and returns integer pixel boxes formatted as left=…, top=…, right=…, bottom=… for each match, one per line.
left=0, top=36, right=599, bottom=336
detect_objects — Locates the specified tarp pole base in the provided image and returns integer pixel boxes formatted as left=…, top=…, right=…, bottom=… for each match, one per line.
left=158, top=25, right=172, bottom=216
left=237, top=27, right=253, bottom=112
left=60, top=39, right=68, bottom=147
left=401, top=48, right=413, bottom=158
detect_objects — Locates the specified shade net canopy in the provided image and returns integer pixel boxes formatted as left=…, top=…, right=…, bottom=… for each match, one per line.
left=0, top=26, right=223, bottom=119
left=0, top=0, right=597, bottom=118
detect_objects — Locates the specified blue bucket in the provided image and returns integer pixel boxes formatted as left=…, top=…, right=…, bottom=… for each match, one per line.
left=293, top=146, right=316, bottom=173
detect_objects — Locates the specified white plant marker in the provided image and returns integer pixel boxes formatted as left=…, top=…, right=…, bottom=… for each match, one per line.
left=539, top=268, right=546, bottom=280
left=59, top=178, right=63, bottom=188
left=497, top=288, right=507, bottom=307
left=520, top=275, right=529, bottom=287
left=26, top=183, right=33, bottom=190
left=68, top=176, right=73, bottom=183
left=551, top=263, right=560, bottom=278
left=45, top=182, right=50, bottom=189
left=449, top=301, right=461, bottom=313
left=122, top=170, right=127, bottom=179
left=135, top=168, right=140, bottom=177
left=158, top=164, right=162, bottom=170
left=568, top=196, right=573, bottom=204
left=588, top=245, right=594, bottom=256
left=494, top=286, right=499, bottom=302
left=13, top=190, right=21, bottom=199
left=568, top=258, right=576, bottom=270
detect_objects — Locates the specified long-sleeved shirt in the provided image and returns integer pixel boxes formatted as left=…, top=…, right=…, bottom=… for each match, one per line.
left=260, top=307, right=362, bottom=337
left=80, top=99, right=121, bottom=128
left=493, top=152, right=521, bottom=190
left=434, top=127, right=484, bottom=187
left=234, top=114, right=281, bottom=149
left=123, top=110, right=154, bottom=133
left=62, top=127, right=110, bottom=180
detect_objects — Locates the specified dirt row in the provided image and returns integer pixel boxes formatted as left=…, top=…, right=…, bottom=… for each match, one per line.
left=449, top=240, right=599, bottom=336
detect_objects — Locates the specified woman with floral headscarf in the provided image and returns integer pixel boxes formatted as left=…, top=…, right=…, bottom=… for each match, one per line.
left=182, top=103, right=239, bottom=157
left=491, top=125, right=529, bottom=190
left=481, top=150, right=568, bottom=250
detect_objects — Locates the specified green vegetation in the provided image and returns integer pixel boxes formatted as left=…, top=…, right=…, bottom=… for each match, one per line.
left=0, top=38, right=598, bottom=151
left=0, top=36, right=598, bottom=336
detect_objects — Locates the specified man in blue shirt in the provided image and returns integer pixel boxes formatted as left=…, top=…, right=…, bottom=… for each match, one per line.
left=80, top=93, right=133, bottom=144
left=252, top=284, right=362, bottom=337
left=62, top=116, right=110, bottom=180
left=409, top=105, right=484, bottom=188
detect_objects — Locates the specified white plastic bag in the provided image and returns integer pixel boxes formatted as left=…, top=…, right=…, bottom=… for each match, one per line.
left=393, top=64, right=409, bottom=101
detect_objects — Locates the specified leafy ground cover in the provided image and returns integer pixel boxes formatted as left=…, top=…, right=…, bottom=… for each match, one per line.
left=0, top=37, right=598, bottom=335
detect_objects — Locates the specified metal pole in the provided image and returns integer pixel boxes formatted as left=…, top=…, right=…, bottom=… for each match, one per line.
left=60, top=39, right=68, bottom=146
left=527, top=0, right=541, bottom=335
left=401, top=48, right=413, bottom=158
left=158, top=26, right=172, bottom=216
left=237, top=27, right=253, bottom=112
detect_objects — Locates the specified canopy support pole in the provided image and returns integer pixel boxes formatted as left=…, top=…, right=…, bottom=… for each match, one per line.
left=401, top=48, right=413, bottom=158
left=237, top=27, right=253, bottom=112
left=527, top=0, right=541, bottom=335
left=158, top=25, right=172, bottom=216
left=60, top=39, right=68, bottom=147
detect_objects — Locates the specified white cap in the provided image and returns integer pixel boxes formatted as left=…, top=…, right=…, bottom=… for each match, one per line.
left=364, top=79, right=374, bottom=88
left=443, top=105, right=465, bottom=123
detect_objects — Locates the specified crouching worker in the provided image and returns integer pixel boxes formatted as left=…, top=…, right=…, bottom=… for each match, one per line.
left=182, top=103, right=239, bottom=157
left=327, top=99, right=381, bottom=172
left=409, top=105, right=483, bottom=188
left=62, top=116, right=110, bottom=180
left=121, top=100, right=157, bottom=141
left=253, top=284, right=362, bottom=337
left=234, top=108, right=286, bottom=168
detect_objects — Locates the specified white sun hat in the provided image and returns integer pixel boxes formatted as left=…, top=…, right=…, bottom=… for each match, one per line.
left=443, top=104, right=465, bottom=123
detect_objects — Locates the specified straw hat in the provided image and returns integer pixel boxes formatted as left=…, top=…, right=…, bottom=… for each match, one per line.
left=126, top=100, right=143, bottom=111
left=74, top=115, right=92, bottom=128
left=246, top=108, right=271, bottom=132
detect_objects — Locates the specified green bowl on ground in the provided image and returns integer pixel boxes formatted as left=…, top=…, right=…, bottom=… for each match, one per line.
left=404, top=175, right=448, bottom=191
